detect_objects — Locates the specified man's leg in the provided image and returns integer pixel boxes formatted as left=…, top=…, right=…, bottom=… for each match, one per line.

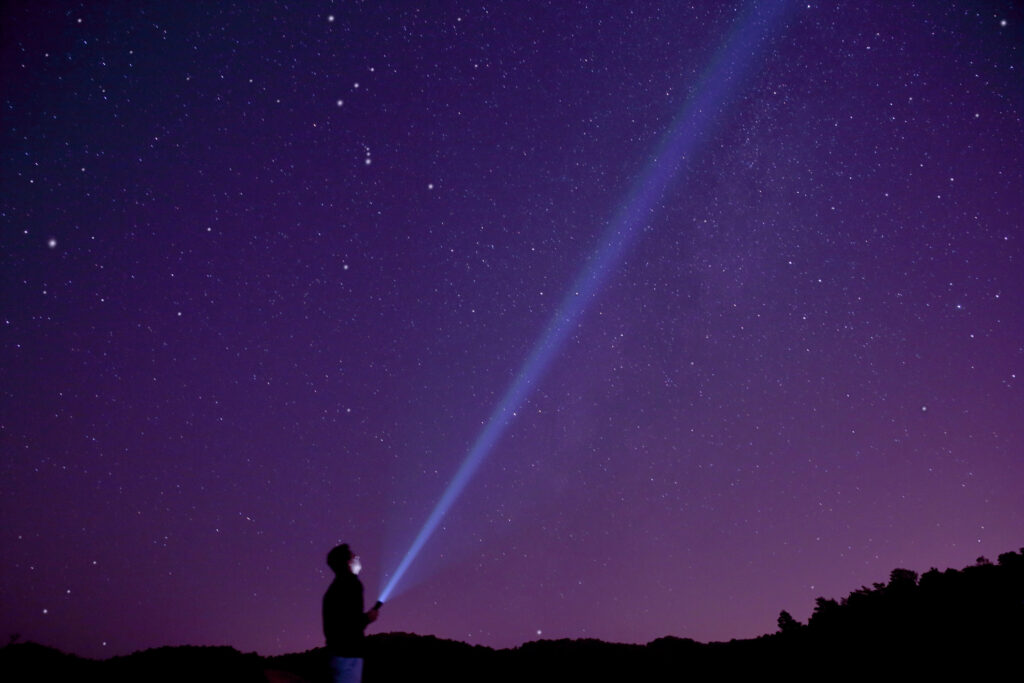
left=328, top=656, right=364, bottom=683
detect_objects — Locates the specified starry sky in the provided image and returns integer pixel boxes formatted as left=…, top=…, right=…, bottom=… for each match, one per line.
left=2, top=0, right=1022, bottom=660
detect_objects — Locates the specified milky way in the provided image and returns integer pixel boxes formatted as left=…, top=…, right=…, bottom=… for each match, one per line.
left=1, top=1, right=1021, bottom=658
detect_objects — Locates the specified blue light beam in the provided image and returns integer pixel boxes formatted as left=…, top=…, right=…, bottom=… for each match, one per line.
left=379, top=0, right=790, bottom=604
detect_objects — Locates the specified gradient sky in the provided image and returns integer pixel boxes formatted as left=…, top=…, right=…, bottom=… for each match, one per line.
left=2, top=0, right=1022, bottom=659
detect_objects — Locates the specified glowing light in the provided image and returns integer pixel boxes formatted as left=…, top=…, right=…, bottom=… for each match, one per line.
left=379, top=0, right=791, bottom=604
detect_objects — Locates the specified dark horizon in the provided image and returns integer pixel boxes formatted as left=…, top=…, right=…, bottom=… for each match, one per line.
left=2, top=0, right=1022, bottom=660
left=6, top=546, right=1022, bottom=680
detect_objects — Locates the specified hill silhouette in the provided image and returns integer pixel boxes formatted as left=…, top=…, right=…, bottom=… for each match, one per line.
left=4, top=548, right=1021, bottom=681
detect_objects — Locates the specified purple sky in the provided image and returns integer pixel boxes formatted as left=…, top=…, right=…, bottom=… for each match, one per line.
left=2, top=0, right=1022, bottom=659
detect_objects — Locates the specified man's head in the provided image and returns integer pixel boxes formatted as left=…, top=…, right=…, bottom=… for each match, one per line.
left=327, top=543, right=353, bottom=574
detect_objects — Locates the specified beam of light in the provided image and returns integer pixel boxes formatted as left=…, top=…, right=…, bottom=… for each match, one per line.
left=379, top=0, right=791, bottom=604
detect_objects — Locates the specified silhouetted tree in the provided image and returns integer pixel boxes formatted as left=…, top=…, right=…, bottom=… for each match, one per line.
left=807, top=597, right=841, bottom=631
left=997, top=550, right=1023, bottom=569
left=887, top=568, right=918, bottom=589
left=776, top=610, right=801, bottom=634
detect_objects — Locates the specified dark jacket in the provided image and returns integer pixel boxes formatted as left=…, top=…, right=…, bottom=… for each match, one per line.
left=323, top=571, right=369, bottom=657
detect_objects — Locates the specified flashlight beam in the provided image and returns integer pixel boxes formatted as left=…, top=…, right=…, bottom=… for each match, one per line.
left=379, top=0, right=790, bottom=604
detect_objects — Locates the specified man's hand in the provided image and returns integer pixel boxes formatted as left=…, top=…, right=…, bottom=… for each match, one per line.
left=366, top=608, right=379, bottom=624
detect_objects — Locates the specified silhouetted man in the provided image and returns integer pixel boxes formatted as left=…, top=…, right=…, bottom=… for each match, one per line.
left=323, top=543, right=379, bottom=683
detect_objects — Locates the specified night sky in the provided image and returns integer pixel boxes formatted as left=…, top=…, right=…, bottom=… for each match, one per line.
left=2, top=0, right=1022, bottom=659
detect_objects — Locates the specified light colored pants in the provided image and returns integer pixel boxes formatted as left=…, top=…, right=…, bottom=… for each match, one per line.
left=329, top=656, right=364, bottom=683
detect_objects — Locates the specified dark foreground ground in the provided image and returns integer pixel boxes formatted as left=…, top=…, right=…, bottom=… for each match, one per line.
left=4, top=549, right=1021, bottom=682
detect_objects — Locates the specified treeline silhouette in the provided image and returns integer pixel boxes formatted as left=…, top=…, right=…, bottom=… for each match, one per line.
left=4, top=549, right=1021, bottom=681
